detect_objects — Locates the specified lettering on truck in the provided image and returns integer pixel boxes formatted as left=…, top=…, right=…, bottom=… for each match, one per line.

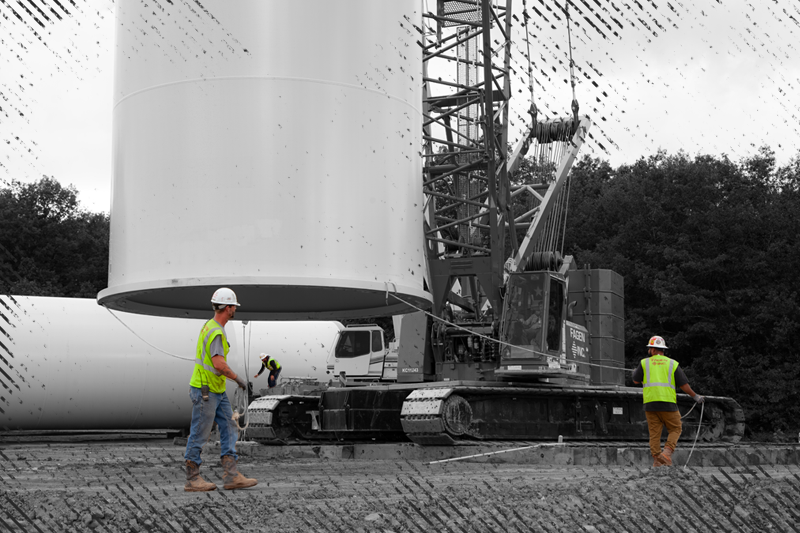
left=570, top=344, right=587, bottom=359
left=565, top=321, right=589, bottom=359
left=401, top=367, right=420, bottom=373
left=569, top=328, right=586, bottom=343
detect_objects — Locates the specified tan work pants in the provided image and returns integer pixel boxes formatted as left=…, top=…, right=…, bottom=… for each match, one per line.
left=645, top=411, right=682, bottom=457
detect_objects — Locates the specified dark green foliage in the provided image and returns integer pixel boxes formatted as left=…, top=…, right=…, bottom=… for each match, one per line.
left=563, top=148, right=800, bottom=438
left=0, top=177, right=109, bottom=298
left=4, top=157, right=799, bottom=438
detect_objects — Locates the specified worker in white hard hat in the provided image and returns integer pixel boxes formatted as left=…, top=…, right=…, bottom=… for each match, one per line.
left=254, top=353, right=282, bottom=388
left=632, top=335, right=705, bottom=468
left=184, top=287, right=257, bottom=492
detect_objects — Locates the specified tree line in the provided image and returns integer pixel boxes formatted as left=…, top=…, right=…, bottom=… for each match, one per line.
left=561, top=147, right=800, bottom=440
left=0, top=177, right=108, bottom=298
left=2, top=148, right=798, bottom=439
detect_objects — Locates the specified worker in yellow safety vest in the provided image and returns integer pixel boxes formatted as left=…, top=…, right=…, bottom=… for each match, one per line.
left=254, top=353, right=282, bottom=388
left=632, top=335, right=705, bottom=467
left=184, top=287, right=257, bottom=492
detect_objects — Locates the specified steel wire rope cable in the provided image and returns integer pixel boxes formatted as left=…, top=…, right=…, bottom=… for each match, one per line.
left=522, top=0, right=537, bottom=128
left=559, top=176, right=569, bottom=254
left=551, top=178, right=564, bottom=252
left=550, top=184, right=562, bottom=255
left=384, top=284, right=632, bottom=374
left=544, top=142, right=562, bottom=255
left=560, top=172, right=573, bottom=257
left=519, top=0, right=539, bottom=249
left=560, top=0, right=581, bottom=258
left=565, top=0, right=579, bottom=124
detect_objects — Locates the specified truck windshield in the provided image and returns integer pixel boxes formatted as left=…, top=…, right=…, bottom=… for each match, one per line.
left=546, top=277, right=564, bottom=352
left=335, top=331, right=371, bottom=358
left=500, top=273, right=545, bottom=351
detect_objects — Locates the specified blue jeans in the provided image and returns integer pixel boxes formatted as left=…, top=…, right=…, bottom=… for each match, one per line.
left=268, top=368, right=282, bottom=388
left=184, top=386, right=239, bottom=465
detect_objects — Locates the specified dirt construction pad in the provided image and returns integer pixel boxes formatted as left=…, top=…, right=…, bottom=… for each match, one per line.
left=1, top=437, right=800, bottom=532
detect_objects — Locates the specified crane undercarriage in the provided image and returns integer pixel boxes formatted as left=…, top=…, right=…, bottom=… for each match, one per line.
left=244, top=385, right=745, bottom=446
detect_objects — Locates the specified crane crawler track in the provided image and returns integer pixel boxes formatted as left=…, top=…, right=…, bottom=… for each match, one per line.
left=244, top=385, right=744, bottom=446
left=400, top=386, right=745, bottom=445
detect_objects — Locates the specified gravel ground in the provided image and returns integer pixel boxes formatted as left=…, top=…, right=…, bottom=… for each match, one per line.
left=1, top=438, right=799, bottom=532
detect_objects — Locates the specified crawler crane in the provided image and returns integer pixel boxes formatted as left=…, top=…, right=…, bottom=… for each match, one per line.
left=246, top=0, right=744, bottom=445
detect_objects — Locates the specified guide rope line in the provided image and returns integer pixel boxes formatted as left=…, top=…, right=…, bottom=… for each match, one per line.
left=683, top=402, right=704, bottom=469
left=429, top=403, right=706, bottom=467
left=427, top=438, right=565, bottom=465
left=103, top=305, right=252, bottom=399
left=103, top=306, right=195, bottom=362
left=385, top=286, right=632, bottom=374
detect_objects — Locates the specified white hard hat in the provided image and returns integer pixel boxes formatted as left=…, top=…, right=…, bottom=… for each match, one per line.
left=211, top=287, right=240, bottom=306
left=646, top=336, right=668, bottom=349
left=259, top=353, right=270, bottom=361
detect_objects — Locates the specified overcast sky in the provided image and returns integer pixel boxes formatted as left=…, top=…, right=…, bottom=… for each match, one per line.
left=1, top=0, right=798, bottom=214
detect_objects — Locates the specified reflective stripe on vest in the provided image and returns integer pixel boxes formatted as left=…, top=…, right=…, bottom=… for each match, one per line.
left=642, top=355, right=678, bottom=404
left=198, top=325, right=223, bottom=376
left=190, top=318, right=229, bottom=394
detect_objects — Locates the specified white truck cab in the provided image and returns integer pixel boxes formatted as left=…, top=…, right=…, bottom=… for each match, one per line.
left=326, top=324, right=397, bottom=384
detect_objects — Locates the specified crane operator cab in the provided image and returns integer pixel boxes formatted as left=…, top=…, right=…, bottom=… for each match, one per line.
left=327, top=325, right=397, bottom=385
left=496, top=271, right=587, bottom=382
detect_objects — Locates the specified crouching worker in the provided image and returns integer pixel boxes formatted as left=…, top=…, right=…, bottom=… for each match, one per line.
left=633, top=335, right=705, bottom=467
left=184, top=287, right=257, bottom=492
left=254, top=353, right=282, bottom=388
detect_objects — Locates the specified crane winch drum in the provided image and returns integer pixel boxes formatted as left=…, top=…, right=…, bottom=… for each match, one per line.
left=99, top=0, right=430, bottom=320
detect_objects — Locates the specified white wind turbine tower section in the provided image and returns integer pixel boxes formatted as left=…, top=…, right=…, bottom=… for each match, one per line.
left=98, top=0, right=431, bottom=321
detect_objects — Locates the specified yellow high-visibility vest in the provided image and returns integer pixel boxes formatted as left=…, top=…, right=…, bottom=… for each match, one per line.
left=641, top=354, right=678, bottom=404
left=190, top=319, right=230, bottom=394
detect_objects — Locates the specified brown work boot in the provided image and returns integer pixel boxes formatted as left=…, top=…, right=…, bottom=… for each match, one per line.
left=652, top=454, right=666, bottom=467
left=184, top=460, right=216, bottom=492
left=657, top=446, right=674, bottom=466
left=221, top=455, right=257, bottom=490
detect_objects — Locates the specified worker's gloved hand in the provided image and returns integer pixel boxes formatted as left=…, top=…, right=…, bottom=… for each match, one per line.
left=234, top=374, right=248, bottom=390
left=693, top=395, right=705, bottom=404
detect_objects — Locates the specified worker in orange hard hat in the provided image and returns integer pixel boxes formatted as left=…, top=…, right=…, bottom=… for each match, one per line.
left=184, top=287, right=257, bottom=492
left=632, top=335, right=705, bottom=467
left=254, top=353, right=282, bottom=388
